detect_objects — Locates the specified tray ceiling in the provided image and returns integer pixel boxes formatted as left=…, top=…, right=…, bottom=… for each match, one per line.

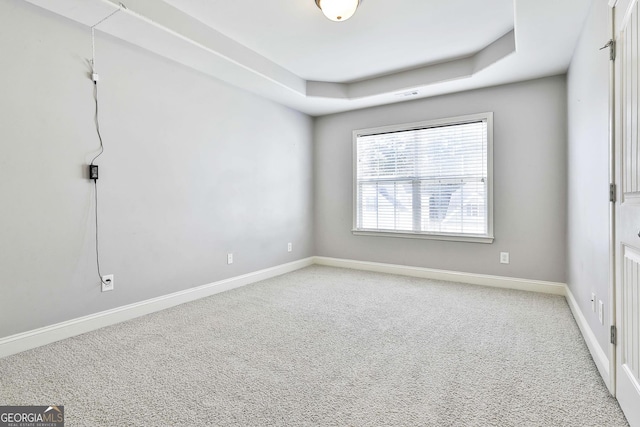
left=24, top=0, right=593, bottom=116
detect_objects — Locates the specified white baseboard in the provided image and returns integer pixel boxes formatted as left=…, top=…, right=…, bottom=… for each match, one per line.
left=0, top=257, right=314, bottom=359
left=313, top=256, right=567, bottom=295
left=565, top=286, right=612, bottom=392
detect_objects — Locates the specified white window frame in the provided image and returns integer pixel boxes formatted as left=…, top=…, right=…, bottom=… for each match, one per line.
left=352, top=112, right=494, bottom=244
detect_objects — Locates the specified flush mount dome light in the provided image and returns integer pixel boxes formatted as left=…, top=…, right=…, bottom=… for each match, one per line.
left=315, top=0, right=363, bottom=22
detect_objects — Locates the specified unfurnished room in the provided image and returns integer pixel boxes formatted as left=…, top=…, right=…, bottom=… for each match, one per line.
left=1, top=0, right=639, bottom=425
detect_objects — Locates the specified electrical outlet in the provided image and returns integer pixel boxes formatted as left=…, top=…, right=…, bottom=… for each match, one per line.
left=227, top=253, right=233, bottom=265
left=500, top=252, right=510, bottom=264
left=101, top=274, right=114, bottom=292
left=288, top=242, right=292, bottom=252
left=598, top=300, right=604, bottom=325
left=591, top=293, right=596, bottom=312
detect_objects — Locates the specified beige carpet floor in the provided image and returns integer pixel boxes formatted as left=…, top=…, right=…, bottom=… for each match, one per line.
left=0, top=266, right=629, bottom=426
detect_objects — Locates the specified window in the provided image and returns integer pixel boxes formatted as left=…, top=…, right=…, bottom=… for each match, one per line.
left=353, top=113, right=493, bottom=243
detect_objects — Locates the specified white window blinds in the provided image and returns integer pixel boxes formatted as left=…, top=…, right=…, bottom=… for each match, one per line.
left=354, top=114, right=493, bottom=241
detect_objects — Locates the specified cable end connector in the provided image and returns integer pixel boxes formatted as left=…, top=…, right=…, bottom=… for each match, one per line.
left=92, top=72, right=100, bottom=83
left=89, top=164, right=99, bottom=181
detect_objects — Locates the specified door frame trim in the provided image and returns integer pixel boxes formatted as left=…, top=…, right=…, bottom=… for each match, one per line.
left=608, top=0, right=617, bottom=397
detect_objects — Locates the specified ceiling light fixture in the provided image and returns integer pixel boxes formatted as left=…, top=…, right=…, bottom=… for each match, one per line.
left=315, top=0, right=363, bottom=22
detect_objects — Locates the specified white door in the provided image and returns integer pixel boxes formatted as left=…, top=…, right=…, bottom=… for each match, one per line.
left=615, top=0, right=640, bottom=424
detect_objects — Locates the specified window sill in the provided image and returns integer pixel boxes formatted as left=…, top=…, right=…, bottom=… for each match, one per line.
left=352, top=229, right=494, bottom=244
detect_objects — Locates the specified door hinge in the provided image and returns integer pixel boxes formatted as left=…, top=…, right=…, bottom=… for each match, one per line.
left=611, top=325, right=617, bottom=345
left=600, top=39, right=616, bottom=61
left=610, top=183, right=617, bottom=203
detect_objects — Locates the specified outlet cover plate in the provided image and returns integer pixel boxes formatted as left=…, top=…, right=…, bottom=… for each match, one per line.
left=101, top=274, right=114, bottom=292
left=598, top=300, right=604, bottom=325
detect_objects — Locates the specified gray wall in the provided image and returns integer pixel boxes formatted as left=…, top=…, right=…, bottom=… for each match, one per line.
left=567, top=0, right=611, bottom=352
left=0, top=0, right=314, bottom=339
left=314, top=76, right=568, bottom=283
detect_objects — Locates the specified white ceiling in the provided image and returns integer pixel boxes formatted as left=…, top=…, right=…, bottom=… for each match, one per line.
left=25, top=0, right=594, bottom=116
left=162, top=0, right=515, bottom=83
